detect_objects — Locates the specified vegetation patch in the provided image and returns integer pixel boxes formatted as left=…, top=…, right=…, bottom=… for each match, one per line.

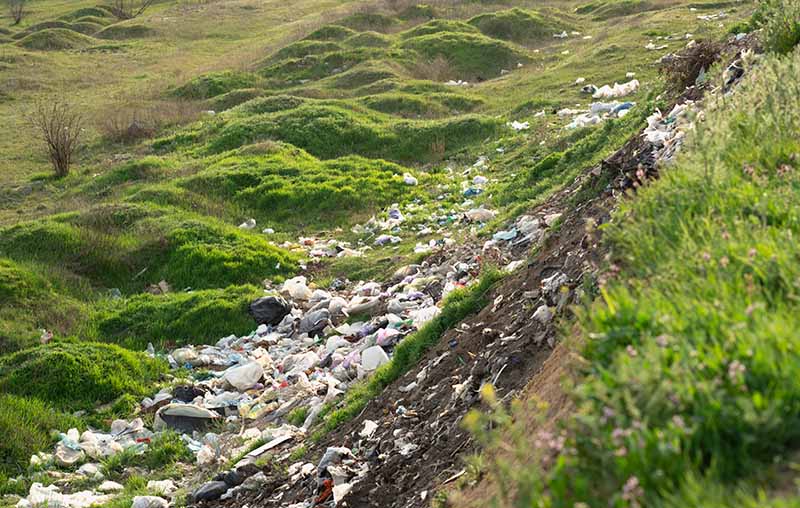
left=0, top=342, right=166, bottom=410
left=0, top=394, right=83, bottom=477
left=173, top=71, right=263, bottom=100
left=179, top=143, right=423, bottom=227
left=303, top=24, right=355, bottom=41
left=576, top=0, right=658, bottom=20
left=268, top=40, right=342, bottom=62
left=337, top=12, right=397, bottom=32
left=95, top=23, right=154, bottom=40
left=468, top=8, right=571, bottom=44
left=399, top=19, right=480, bottom=39
left=16, top=28, right=97, bottom=50
left=343, top=31, right=392, bottom=48
left=399, top=31, right=528, bottom=79
left=91, top=285, right=262, bottom=350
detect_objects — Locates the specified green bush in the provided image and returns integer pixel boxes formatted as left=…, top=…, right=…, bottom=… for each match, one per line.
left=756, top=0, right=800, bottom=54
left=0, top=342, right=166, bottom=410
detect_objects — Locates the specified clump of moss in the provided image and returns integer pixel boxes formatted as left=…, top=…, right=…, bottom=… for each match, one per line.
left=173, top=71, right=263, bottom=100
left=0, top=342, right=166, bottom=410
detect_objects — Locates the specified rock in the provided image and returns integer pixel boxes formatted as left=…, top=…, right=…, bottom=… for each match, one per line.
left=298, top=308, right=331, bottom=336
left=191, top=481, right=229, bottom=503
left=361, top=346, right=389, bottom=371
left=131, top=496, right=169, bottom=508
left=248, top=296, right=291, bottom=326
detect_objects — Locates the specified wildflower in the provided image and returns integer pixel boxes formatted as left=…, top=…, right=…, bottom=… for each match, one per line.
left=626, top=345, right=638, bottom=357
left=777, top=164, right=793, bottom=178
left=748, top=248, right=757, bottom=259
left=655, top=334, right=669, bottom=347
left=743, top=163, right=755, bottom=177
left=720, top=256, right=729, bottom=267
left=615, top=447, right=628, bottom=456
left=702, top=252, right=711, bottom=262
left=728, top=360, right=746, bottom=382
left=672, top=415, right=686, bottom=430
left=622, top=476, right=644, bottom=505
left=721, top=231, right=731, bottom=240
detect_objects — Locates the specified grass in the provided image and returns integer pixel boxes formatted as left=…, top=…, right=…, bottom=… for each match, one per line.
left=102, top=431, right=192, bottom=478
left=312, top=268, right=504, bottom=439
left=0, top=342, right=166, bottom=410
left=477, top=13, right=800, bottom=507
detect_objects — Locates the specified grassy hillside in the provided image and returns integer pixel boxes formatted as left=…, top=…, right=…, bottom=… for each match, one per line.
left=464, top=2, right=800, bottom=506
left=0, top=0, right=762, bottom=492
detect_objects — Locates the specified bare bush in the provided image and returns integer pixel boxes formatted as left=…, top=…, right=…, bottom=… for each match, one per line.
left=6, top=0, right=26, bottom=25
left=107, top=0, right=155, bottom=19
left=28, top=101, right=84, bottom=178
left=99, top=100, right=203, bottom=143
left=412, top=55, right=455, bottom=82
left=660, top=40, right=724, bottom=92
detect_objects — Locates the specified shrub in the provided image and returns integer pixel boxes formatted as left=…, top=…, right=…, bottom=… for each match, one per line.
left=756, top=0, right=800, bottom=54
left=107, top=0, right=154, bottom=20
left=6, top=0, right=26, bottom=25
left=27, top=100, right=84, bottom=177
left=99, top=101, right=202, bottom=143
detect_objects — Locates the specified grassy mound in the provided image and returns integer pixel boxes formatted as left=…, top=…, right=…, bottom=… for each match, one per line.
left=468, top=8, right=570, bottom=44
left=337, top=12, right=397, bottom=32
left=399, top=19, right=480, bottom=39
left=69, top=21, right=105, bottom=35
left=0, top=204, right=299, bottom=291
left=304, top=24, right=355, bottom=41
left=268, top=40, right=342, bottom=62
left=178, top=143, right=424, bottom=226
left=231, top=94, right=307, bottom=115
left=259, top=48, right=389, bottom=88
left=91, top=285, right=262, bottom=350
left=329, top=64, right=398, bottom=90
left=59, top=6, right=114, bottom=21
left=16, top=28, right=97, bottom=50
left=81, top=156, right=177, bottom=194
left=360, top=92, right=483, bottom=118
left=173, top=71, right=263, bottom=100
left=400, top=31, right=527, bottom=79
left=11, top=21, right=73, bottom=40
left=0, top=394, right=82, bottom=476
left=398, top=4, right=438, bottom=21
left=576, top=0, right=657, bottom=20
left=207, top=88, right=265, bottom=112
left=0, top=258, right=86, bottom=355
left=195, top=102, right=500, bottom=162
left=0, top=342, right=166, bottom=410
left=95, top=23, right=154, bottom=40
left=343, top=31, right=392, bottom=48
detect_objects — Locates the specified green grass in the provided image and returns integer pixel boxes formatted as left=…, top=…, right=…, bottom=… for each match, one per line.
left=313, top=268, right=504, bottom=439
left=0, top=342, right=166, bottom=410
left=90, top=285, right=263, bottom=350
left=467, top=8, right=572, bottom=44
left=16, top=28, right=98, bottom=50
left=493, top=17, right=800, bottom=508
left=0, top=394, right=83, bottom=477
left=102, top=431, right=192, bottom=478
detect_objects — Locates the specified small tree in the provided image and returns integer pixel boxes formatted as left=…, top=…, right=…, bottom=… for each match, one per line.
left=108, top=0, right=155, bottom=20
left=6, top=0, right=26, bottom=25
left=28, top=101, right=84, bottom=178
